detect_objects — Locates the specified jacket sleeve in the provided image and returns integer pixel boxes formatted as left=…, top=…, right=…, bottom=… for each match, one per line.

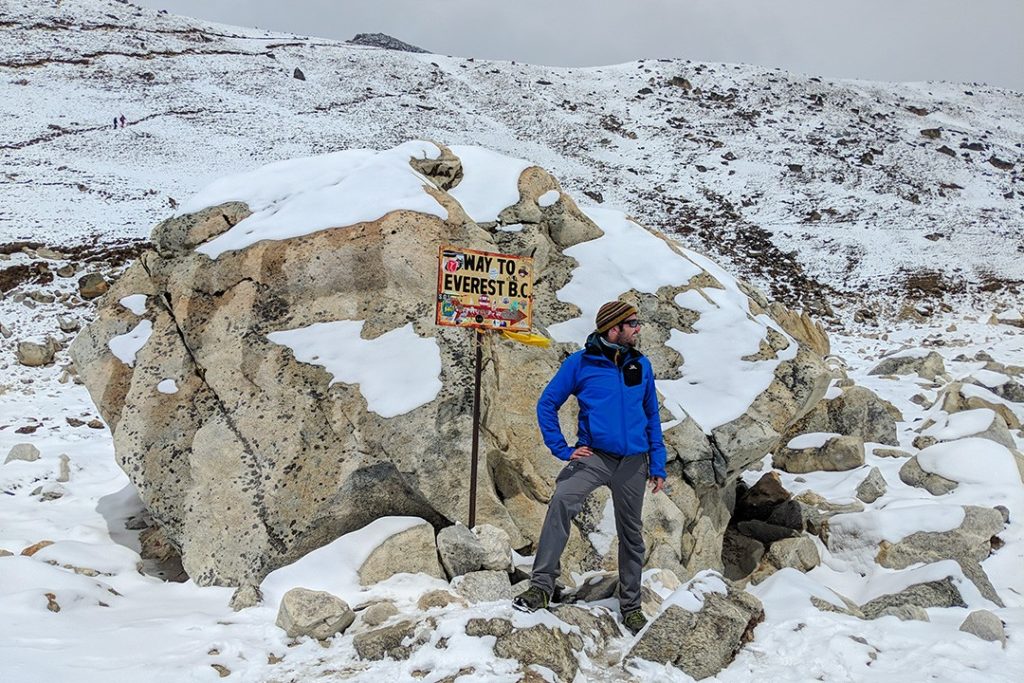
left=643, top=362, right=668, bottom=478
left=536, top=354, right=578, bottom=461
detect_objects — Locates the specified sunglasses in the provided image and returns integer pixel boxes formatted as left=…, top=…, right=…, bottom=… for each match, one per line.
left=621, top=319, right=641, bottom=329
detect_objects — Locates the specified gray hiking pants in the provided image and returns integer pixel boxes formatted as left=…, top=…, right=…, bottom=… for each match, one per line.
left=530, top=449, right=648, bottom=612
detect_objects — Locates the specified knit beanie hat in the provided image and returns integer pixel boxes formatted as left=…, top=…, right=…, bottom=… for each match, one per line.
left=595, top=300, right=638, bottom=334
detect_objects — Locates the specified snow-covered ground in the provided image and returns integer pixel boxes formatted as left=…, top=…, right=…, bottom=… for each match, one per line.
left=2, top=313, right=1023, bottom=682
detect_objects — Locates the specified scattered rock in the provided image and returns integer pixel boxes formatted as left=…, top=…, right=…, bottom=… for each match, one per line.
left=58, top=316, right=80, bottom=333
left=474, top=524, right=513, bottom=571
left=416, top=589, right=466, bottom=611
left=920, top=128, right=942, bottom=139
left=564, top=572, right=618, bottom=603
left=21, top=540, right=54, bottom=556
left=550, top=604, right=621, bottom=655
left=773, top=435, right=865, bottom=473
left=5, top=443, right=41, bottom=464
left=872, top=447, right=911, bottom=458
left=453, top=569, right=512, bottom=603
left=361, top=601, right=399, bottom=627
left=736, top=520, right=800, bottom=544
left=293, top=67, right=305, bottom=81
left=959, top=610, right=1006, bottom=647
left=735, top=471, right=791, bottom=521
left=275, top=588, right=355, bottom=640
left=229, top=583, right=263, bottom=610
left=57, top=454, right=71, bottom=482
left=354, top=618, right=432, bottom=661
left=752, top=535, right=820, bottom=584
left=899, top=456, right=958, bottom=495
left=722, top=528, right=764, bottom=580
left=860, top=577, right=965, bottom=618
left=871, top=604, right=930, bottom=621
left=77, top=273, right=108, bottom=299
left=358, top=520, right=444, bottom=585
left=17, top=338, right=58, bottom=366
left=855, top=467, right=886, bottom=503
left=868, top=351, right=945, bottom=380
left=492, top=621, right=584, bottom=682
left=988, top=156, right=1014, bottom=171
left=436, top=524, right=485, bottom=579
left=211, top=664, right=231, bottom=678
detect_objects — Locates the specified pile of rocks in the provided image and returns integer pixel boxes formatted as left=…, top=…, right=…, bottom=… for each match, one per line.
left=271, top=519, right=763, bottom=681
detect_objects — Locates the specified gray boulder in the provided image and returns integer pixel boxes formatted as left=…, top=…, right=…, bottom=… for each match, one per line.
left=358, top=520, right=444, bottom=585
left=275, top=588, right=355, bottom=640
left=868, top=351, right=945, bottom=380
left=360, top=600, right=399, bottom=628
left=628, top=579, right=764, bottom=680
left=860, top=577, right=966, bottom=619
left=466, top=617, right=584, bottom=682
left=437, top=524, right=485, bottom=579
left=959, top=610, right=1006, bottom=647
left=855, top=467, right=887, bottom=503
left=453, top=569, right=512, bottom=603
left=474, top=524, right=513, bottom=571
left=721, top=528, right=765, bottom=581
left=876, top=506, right=1006, bottom=606
left=871, top=604, right=930, bottom=621
left=899, top=456, right=958, bottom=495
left=17, top=338, right=58, bottom=367
left=551, top=604, right=621, bottom=657
left=5, top=443, right=41, bottom=464
left=773, top=435, right=865, bottom=473
left=780, top=385, right=900, bottom=446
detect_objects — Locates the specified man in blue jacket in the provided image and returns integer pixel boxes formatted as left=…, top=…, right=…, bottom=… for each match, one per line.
left=513, top=300, right=667, bottom=635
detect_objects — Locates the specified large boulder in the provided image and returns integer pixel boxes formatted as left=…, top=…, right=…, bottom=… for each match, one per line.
left=868, top=350, right=945, bottom=380
left=627, top=574, right=764, bottom=680
left=69, top=141, right=831, bottom=586
left=773, top=433, right=865, bottom=473
left=779, top=385, right=900, bottom=446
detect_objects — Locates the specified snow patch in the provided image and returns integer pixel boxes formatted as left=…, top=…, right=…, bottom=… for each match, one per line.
left=118, top=294, right=147, bottom=315
left=448, top=145, right=532, bottom=222
left=107, top=320, right=152, bottom=367
left=267, top=321, right=442, bottom=418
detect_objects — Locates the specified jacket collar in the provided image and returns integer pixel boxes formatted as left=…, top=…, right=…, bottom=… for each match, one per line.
left=584, top=331, right=642, bottom=367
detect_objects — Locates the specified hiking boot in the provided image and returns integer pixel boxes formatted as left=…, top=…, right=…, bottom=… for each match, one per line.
left=622, top=609, right=647, bottom=635
left=512, top=586, right=550, bottom=613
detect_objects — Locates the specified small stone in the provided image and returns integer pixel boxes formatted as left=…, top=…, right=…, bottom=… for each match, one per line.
left=57, top=454, right=70, bottom=482
left=473, top=524, right=513, bottom=571
left=293, top=67, right=306, bottom=81
left=361, top=601, right=399, bottom=627
left=436, top=523, right=485, bottom=578
left=959, top=610, right=1006, bottom=647
left=5, top=443, right=41, bottom=464
left=17, top=338, right=58, bottom=366
left=77, top=273, right=108, bottom=299
left=229, top=583, right=263, bottom=610
left=872, top=447, right=911, bottom=458
left=856, top=467, right=886, bottom=504
left=0, top=323, right=12, bottom=338
left=21, top=540, right=54, bottom=556
left=45, top=592, right=61, bottom=612
left=417, top=590, right=465, bottom=611
left=453, top=570, right=512, bottom=603
left=87, top=419, right=105, bottom=429
left=211, top=664, right=231, bottom=678
left=275, top=588, right=354, bottom=640
left=56, top=264, right=76, bottom=278
left=58, top=316, right=80, bottom=333
left=66, top=417, right=85, bottom=427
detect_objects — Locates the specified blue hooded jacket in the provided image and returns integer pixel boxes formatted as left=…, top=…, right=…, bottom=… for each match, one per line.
left=537, top=332, right=667, bottom=479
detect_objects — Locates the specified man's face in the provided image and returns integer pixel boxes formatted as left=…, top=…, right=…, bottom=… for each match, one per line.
left=610, top=316, right=641, bottom=347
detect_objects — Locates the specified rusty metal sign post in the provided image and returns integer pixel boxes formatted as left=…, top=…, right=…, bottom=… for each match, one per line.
left=436, top=245, right=534, bottom=527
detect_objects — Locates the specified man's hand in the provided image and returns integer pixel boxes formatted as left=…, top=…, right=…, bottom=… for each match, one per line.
left=570, top=446, right=593, bottom=460
left=649, top=476, right=665, bottom=494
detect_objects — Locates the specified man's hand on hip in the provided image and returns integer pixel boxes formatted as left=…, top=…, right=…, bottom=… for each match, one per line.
left=570, top=446, right=593, bottom=460
left=649, top=477, right=665, bottom=494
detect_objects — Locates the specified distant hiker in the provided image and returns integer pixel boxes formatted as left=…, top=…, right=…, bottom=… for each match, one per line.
left=119, top=114, right=126, bottom=128
left=512, top=300, right=667, bottom=636
left=113, top=116, right=118, bottom=129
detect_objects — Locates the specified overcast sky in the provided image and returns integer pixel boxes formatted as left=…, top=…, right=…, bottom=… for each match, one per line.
left=134, top=0, right=1024, bottom=91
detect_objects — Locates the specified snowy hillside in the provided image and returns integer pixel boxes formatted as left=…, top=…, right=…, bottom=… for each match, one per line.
left=2, top=0, right=1022, bottom=323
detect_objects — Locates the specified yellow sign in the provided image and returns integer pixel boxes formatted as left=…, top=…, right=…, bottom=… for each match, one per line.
left=436, top=245, right=533, bottom=331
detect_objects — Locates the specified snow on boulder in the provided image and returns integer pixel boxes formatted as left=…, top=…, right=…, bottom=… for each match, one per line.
left=70, top=141, right=831, bottom=587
